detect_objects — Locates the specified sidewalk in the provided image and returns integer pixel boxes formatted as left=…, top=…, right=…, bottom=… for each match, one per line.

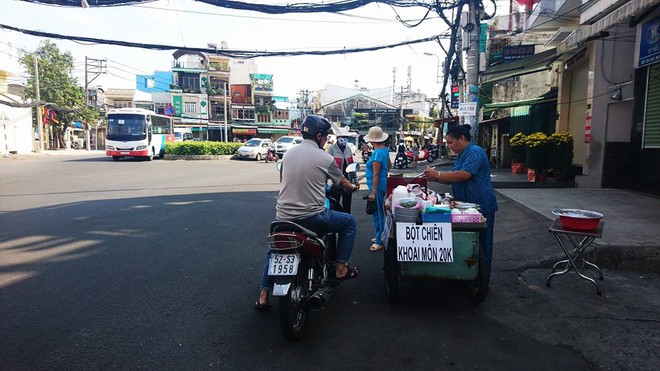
left=411, top=156, right=660, bottom=369
left=394, top=155, right=660, bottom=273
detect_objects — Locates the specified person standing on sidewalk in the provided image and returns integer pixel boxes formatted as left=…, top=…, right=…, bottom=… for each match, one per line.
left=423, top=124, right=498, bottom=272
left=327, top=131, right=355, bottom=213
left=364, top=126, right=391, bottom=252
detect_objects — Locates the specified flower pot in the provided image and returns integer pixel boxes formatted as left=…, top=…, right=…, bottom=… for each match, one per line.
left=511, top=162, right=527, bottom=174
left=527, top=169, right=548, bottom=182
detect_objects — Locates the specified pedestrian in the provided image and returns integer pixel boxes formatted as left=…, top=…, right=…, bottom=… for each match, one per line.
left=412, top=139, right=420, bottom=168
left=422, top=124, right=498, bottom=273
left=255, top=115, right=360, bottom=310
left=363, top=126, right=391, bottom=251
left=327, top=131, right=356, bottom=213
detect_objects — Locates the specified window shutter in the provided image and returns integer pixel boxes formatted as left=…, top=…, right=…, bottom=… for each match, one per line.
left=643, top=63, right=660, bottom=148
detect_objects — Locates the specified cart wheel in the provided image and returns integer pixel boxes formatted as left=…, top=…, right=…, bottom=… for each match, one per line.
left=384, top=237, right=399, bottom=304
left=465, top=242, right=490, bottom=305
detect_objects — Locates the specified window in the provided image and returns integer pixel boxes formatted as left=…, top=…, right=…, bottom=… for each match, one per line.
left=184, top=102, right=197, bottom=114
left=179, top=73, right=200, bottom=92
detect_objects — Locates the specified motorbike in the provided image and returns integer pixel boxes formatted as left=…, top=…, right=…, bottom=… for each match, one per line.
left=361, top=146, right=372, bottom=163
left=405, top=147, right=434, bottom=163
left=264, top=147, right=278, bottom=163
left=394, top=148, right=435, bottom=169
left=267, top=162, right=359, bottom=341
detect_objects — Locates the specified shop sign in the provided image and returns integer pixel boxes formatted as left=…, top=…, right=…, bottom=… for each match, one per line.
left=395, top=222, right=453, bottom=263
left=172, top=96, right=183, bottom=116
left=458, top=102, right=477, bottom=116
left=233, top=128, right=256, bottom=135
left=638, top=17, right=660, bottom=68
left=502, top=45, right=535, bottom=61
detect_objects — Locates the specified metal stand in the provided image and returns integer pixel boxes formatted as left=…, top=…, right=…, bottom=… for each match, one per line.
left=546, top=218, right=604, bottom=295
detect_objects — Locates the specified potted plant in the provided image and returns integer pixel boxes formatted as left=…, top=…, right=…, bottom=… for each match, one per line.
left=524, top=132, right=551, bottom=182
left=509, top=132, right=527, bottom=174
left=549, top=131, right=574, bottom=181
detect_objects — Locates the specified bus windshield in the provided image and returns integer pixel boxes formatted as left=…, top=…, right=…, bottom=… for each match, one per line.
left=107, top=114, right=147, bottom=141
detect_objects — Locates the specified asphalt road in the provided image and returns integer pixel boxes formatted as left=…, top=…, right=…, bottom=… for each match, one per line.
left=0, top=153, right=591, bottom=370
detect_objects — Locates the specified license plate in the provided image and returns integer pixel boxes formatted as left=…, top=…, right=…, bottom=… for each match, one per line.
left=268, top=253, right=300, bottom=276
left=120, top=151, right=129, bottom=154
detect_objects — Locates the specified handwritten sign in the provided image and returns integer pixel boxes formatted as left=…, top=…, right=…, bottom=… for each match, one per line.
left=395, top=222, right=453, bottom=262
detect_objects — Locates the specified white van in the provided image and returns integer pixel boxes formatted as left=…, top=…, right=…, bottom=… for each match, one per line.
left=174, top=127, right=193, bottom=142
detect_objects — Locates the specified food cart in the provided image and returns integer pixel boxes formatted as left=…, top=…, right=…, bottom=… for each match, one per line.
left=383, top=176, right=489, bottom=305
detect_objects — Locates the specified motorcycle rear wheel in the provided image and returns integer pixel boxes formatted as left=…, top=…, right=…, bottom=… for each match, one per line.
left=279, top=262, right=310, bottom=341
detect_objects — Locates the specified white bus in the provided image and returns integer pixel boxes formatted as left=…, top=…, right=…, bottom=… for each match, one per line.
left=105, top=108, right=174, bottom=161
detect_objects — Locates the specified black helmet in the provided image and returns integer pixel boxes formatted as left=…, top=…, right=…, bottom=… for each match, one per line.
left=301, top=115, right=331, bottom=138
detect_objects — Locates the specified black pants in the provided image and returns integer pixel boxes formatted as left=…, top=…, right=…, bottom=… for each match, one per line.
left=329, top=185, right=352, bottom=214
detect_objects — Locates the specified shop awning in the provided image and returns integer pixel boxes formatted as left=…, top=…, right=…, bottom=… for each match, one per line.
left=483, top=88, right=558, bottom=113
left=481, top=48, right=560, bottom=84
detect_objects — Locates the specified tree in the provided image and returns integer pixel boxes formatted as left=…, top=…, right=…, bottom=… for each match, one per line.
left=20, top=41, right=99, bottom=148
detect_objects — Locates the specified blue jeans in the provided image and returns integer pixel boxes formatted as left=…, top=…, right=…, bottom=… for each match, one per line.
left=371, top=189, right=386, bottom=245
left=259, top=208, right=357, bottom=290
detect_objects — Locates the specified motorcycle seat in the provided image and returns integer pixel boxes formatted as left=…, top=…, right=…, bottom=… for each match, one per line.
left=270, top=220, right=322, bottom=240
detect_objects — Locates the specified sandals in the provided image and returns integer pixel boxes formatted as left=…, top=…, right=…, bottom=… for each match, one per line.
left=336, top=265, right=360, bottom=281
left=370, top=243, right=383, bottom=251
left=254, top=301, right=272, bottom=311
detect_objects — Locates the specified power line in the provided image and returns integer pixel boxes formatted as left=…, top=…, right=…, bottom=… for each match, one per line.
left=0, top=22, right=448, bottom=58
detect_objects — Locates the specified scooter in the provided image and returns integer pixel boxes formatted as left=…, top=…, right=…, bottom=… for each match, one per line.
left=268, top=162, right=359, bottom=341
left=264, top=147, right=278, bottom=163
left=404, top=147, right=434, bottom=164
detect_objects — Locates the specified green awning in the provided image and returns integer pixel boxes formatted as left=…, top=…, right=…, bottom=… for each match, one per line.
left=481, top=48, right=560, bottom=84
left=483, top=88, right=558, bottom=113
left=257, top=128, right=290, bottom=134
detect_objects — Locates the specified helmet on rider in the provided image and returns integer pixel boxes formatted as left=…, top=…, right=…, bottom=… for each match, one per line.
left=301, top=115, right=332, bottom=148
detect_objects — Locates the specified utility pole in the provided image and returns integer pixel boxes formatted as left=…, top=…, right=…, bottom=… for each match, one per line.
left=223, top=81, right=228, bottom=142
left=298, top=89, right=311, bottom=120
left=465, top=0, right=481, bottom=141
left=84, top=57, right=107, bottom=151
left=34, top=57, right=43, bottom=152
left=84, top=57, right=107, bottom=105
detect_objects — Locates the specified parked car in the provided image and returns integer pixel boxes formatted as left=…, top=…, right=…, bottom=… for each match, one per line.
left=236, top=138, right=272, bottom=161
left=275, top=136, right=303, bottom=158
left=174, top=128, right=193, bottom=142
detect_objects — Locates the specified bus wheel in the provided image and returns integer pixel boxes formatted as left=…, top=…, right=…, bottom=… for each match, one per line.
left=147, top=148, right=154, bottom=161
left=112, top=156, right=121, bottom=161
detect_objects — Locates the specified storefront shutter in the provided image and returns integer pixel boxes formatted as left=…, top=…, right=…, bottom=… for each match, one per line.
left=643, top=63, right=660, bottom=148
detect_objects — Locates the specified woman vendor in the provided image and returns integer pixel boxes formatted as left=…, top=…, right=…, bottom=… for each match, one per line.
left=422, top=124, right=498, bottom=273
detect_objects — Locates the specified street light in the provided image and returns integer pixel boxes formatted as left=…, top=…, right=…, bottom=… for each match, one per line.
left=423, top=52, right=441, bottom=84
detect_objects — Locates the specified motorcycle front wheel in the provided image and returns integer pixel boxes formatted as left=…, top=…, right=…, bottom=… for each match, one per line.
left=279, top=260, right=310, bottom=341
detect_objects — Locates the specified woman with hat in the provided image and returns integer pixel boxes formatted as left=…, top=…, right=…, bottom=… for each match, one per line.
left=363, top=126, right=391, bottom=251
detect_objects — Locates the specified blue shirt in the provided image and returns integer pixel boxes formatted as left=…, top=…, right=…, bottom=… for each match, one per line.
left=366, top=147, right=389, bottom=192
left=451, top=144, right=498, bottom=214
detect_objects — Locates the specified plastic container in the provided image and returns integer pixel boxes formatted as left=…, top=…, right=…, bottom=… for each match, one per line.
left=451, top=213, right=484, bottom=223
left=392, top=185, right=410, bottom=217
left=552, top=209, right=604, bottom=231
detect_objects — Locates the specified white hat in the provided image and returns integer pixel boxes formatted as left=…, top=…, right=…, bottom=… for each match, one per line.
left=363, top=126, right=389, bottom=143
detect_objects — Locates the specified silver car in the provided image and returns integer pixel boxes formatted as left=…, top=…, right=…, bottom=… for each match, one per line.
left=236, top=138, right=273, bottom=161
left=275, top=136, right=303, bottom=158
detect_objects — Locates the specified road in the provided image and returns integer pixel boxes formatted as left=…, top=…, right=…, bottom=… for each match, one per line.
left=0, top=153, right=591, bottom=370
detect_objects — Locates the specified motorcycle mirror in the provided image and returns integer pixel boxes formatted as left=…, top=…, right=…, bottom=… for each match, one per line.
left=276, top=162, right=282, bottom=172
left=346, top=163, right=360, bottom=173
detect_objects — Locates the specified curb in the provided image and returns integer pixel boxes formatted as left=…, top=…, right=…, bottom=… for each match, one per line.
left=164, top=154, right=234, bottom=161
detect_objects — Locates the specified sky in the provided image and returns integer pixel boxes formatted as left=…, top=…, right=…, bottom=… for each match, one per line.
left=0, top=0, right=509, bottom=102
